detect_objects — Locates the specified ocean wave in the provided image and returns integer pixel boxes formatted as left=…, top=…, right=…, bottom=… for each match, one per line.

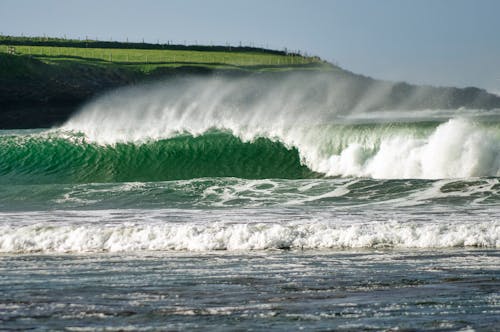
left=0, top=118, right=498, bottom=184
left=2, top=74, right=500, bottom=182
left=0, top=218, right=497, bottom=253
left=58, top=75, right=500, bottom=180
left=318, top=118, right=500, bottom=179
left=0, top=131, right=313, bottom=184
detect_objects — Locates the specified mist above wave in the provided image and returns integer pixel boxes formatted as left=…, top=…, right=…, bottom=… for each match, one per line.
left=60, top=74, right=500, bottom=180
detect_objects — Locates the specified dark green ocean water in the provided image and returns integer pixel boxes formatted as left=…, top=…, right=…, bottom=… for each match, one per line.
left=1, top=78, right=499, bottom=330
left=0, top=121, right=498, bottom=330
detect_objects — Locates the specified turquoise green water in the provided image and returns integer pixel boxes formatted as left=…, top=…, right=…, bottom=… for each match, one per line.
left=0, top=113, right=499, bottom=330
left=0, top=131, right=312, bottom=184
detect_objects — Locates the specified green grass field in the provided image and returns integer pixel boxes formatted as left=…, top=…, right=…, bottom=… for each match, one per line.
left=0, top=41, right=328, bottom=74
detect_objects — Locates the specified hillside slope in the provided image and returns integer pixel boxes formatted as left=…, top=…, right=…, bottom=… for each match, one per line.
left=1, top=40, right=499, bottom=129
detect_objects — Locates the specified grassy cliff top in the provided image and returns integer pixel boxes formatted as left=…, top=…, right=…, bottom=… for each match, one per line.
left=0, top=35, right=334, bottom=75
left=0, top=35, right=296, bottom=54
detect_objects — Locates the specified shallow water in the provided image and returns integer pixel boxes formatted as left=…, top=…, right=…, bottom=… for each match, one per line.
left=1, top=250, right=498, bottom=331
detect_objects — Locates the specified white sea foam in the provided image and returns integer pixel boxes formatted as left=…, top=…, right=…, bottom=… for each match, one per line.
left=0, top=212, right=498, bottom=253
left=61, top=76, right=500, bottom=180
left=320, top=118, right=500, bottom=179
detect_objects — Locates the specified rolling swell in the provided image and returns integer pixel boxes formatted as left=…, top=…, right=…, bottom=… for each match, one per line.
left=0, top=131, right=314, bottom=184
left=59, top=75, right=500, bottom=180
left=2, top=116, right=500, bottom=185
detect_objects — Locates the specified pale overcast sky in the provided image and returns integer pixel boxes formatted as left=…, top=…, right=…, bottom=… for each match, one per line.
left=1, top=0, right=499, bottom=94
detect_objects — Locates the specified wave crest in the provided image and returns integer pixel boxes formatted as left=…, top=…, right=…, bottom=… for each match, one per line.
left=60, top=76, right=500, bottom=180
left=319, top=118, right=500, bottom=179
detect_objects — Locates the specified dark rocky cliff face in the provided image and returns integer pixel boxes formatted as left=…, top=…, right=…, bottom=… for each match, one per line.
left=0, top=54, right=138, bottom=128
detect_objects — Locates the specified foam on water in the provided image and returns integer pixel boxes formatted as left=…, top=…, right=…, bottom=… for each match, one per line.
left=320, top=118, right=500, bottom=179
left=1, top=75, right=499, bottom=330
left=0, top=209, right=498, bottom=253
left=1, top=177, right=498, bottom=210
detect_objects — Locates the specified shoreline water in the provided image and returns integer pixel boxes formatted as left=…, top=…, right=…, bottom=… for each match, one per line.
left=1, top=249, right=498, bottom=331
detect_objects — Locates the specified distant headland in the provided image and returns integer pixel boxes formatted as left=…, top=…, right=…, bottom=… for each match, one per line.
left=1, top=35, right=499, bottom=129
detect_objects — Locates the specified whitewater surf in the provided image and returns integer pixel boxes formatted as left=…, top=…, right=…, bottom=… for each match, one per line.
left=1, top=75, right=499, bottom=330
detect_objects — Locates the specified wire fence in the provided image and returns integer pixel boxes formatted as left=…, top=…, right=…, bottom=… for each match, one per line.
left=0, top=44, right=323, bottom=68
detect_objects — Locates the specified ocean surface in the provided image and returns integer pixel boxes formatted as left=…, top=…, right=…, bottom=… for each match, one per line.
left=1, top=77, right=499, bottom=331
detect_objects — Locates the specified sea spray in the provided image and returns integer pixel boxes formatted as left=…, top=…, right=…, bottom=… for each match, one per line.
left=320, top=118, right=500, bottom=178
left=58, top=75, right=500, bottom=180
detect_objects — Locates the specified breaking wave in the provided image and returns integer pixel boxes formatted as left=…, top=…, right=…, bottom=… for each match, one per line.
left=0, top=131, right=313, bottom=184
left=1, top=119, right=499, bottom=184
left=0, top=212, right=497, bottom=253
left=1, top=75, right=499, bottom=255
left=58, top=76, right=500, bottom=180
